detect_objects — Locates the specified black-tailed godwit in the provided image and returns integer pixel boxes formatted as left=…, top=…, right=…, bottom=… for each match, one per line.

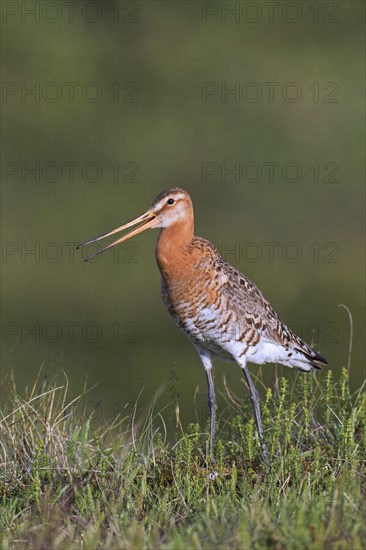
left=77, top=188, right=328, bottom=463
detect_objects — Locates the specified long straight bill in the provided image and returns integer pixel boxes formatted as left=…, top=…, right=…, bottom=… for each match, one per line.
left=77, top=210, right=156, bottom=261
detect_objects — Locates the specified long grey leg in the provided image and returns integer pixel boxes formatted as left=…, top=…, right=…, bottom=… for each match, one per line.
left=195, top=346, right=216, bottom=463
left=241, top=363, right=269, bottom=465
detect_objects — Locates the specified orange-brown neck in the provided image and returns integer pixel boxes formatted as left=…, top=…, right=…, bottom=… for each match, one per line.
left=155, top=218, right=194, bottom=281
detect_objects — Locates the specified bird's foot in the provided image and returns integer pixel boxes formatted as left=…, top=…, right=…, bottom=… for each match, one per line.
left=262, top=442, right=270, bottom=468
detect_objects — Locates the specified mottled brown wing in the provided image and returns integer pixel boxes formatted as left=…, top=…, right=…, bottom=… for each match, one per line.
left=206, top=240, right=328, bottom=366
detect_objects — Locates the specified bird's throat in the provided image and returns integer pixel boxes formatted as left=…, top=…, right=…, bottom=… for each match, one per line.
left=155, top=220, right=194, bottom=281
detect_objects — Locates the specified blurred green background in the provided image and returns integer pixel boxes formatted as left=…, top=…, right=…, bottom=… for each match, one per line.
left=1, top=1, right=365, bottom=433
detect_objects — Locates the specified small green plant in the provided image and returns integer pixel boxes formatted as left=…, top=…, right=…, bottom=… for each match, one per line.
left=0, top=366, right=365, bottom=549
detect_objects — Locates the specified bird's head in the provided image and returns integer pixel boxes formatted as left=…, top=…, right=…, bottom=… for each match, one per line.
left=149, top=188, right=193, bottom=227
left=77, top=188, right=193, bottom=261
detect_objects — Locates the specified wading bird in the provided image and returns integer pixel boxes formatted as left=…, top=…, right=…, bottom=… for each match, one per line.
left=77, top=188, right=328, bottom=463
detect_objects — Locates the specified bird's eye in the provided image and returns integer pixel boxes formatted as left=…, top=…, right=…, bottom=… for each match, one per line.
left=167, top=198, right=175, bottom=205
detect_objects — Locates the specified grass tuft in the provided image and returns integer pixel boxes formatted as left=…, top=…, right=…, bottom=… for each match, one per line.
left=0, top=368, right=365, bottom=549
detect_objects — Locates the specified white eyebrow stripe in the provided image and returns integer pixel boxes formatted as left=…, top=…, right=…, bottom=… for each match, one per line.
left=156, top=194, right=185, bottom=209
